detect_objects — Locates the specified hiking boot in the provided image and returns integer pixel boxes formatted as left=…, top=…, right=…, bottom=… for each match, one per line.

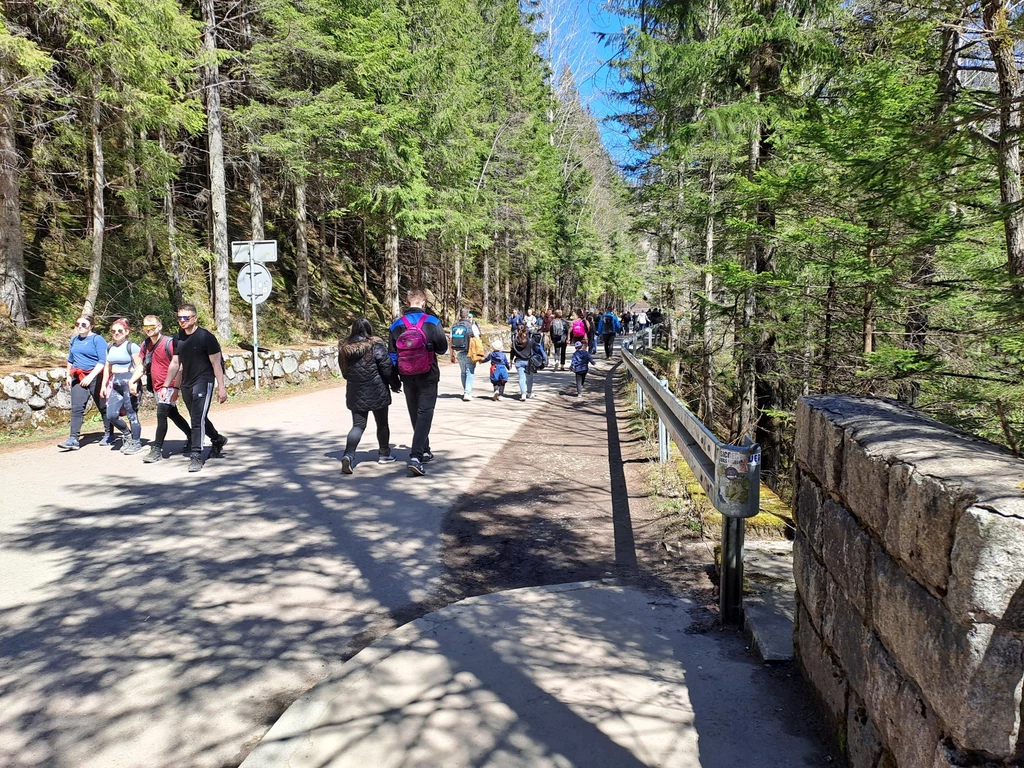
left=421, top=451, right=434, bottom=464
left=210, top=435, right=228, bottom=458
left=188, top=455, right=204, bottom=473
left=341, top=454, right=354, bottom=474
left=122, top=439, right=144, bottom=456
left=143, top=446, right=163, bottom=463
left=58, top=437, right=80, bottom=451
left=97, top=433, right=115, bottom=447
left=407, top=458, right=425, bottom=477
left=377, top=453, right=397, bottom=464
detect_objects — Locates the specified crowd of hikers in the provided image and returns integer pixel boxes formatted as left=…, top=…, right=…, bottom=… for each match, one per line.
left=58, top=288, right=653, bottom=478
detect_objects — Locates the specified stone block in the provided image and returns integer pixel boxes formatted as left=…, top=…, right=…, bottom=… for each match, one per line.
left=841, top=433, right=891, bottom=538
left=873, top=546, right=1024, bottom=757
left=46, top=368, right=65, bottom=381
left=794, top=534, right=827, bottom=632
left=37, top=383, right=52, bottom=399
left=946, top=505, right=1024, bottom=628
left=847, top=694, right=883, bottom=768
left=0, top=399, right=31, bottom=426
left=820, top=499, right=872, bottom=618
left=795, top=398, right=845, bottom=492
left=27, top=394, right=46, bottom=410
left=885, top=463, right=969, bottom=595
left=53, top=387, right=71, bottom=410
left=2, top=375, right=33, bottom=400
left=795, top=605, right=847, bottom=728
left=282, top=355, right=299, bottom=375
left=830, top=596, right=870, bottom=696
left=271, top=362, right=285, bottom=377
left=795, top=468, right=825, bottom=554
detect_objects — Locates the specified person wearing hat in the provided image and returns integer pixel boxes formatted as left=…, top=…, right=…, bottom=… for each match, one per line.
left=480, top=338, right=511, bottom=401
left=568, top=340, right=599, bottom=398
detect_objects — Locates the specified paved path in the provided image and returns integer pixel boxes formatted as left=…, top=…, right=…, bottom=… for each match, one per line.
left=0, top=363, right=546, bottom=768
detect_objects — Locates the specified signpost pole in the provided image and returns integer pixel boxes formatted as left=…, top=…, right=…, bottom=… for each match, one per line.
left=249, top=244, right=259, bottom=390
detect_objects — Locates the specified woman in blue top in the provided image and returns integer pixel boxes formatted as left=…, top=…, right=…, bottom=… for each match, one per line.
left=101, top=318, right=144, bottom=455
left=59, top=315, right=112, bottom=451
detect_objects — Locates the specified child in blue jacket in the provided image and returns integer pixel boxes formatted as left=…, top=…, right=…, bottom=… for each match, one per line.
left=569, top=341, right=599, bottom=397
left=481, top=339, right=510, bottom=401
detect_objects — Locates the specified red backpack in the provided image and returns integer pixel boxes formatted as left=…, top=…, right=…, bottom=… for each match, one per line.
left=571, top=318, right=587, bottom=339
left=396, top=315, right=434, bottom=376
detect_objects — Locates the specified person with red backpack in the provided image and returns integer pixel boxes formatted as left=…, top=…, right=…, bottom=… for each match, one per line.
left=139, top=314, right=191, bottom=463
left=388, top=288, right=449, bottom=477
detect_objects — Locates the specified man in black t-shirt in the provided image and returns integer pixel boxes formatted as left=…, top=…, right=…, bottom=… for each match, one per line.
left=162, top=303, right=228, bottom=472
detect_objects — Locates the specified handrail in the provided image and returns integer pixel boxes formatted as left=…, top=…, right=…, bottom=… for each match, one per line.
left=619, top=324, right=760, bottom=624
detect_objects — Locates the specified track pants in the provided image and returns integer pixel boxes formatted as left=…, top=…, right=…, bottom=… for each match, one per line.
left=402, top=374, right=437, bottom=460
left=69, top=376, right=111, bottom=440
left=575, top=371, right=588, bottom=395
left=180, top=381, right=221, bottom=457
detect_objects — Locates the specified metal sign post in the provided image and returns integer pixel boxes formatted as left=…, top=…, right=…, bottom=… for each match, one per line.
left=232, top=240, right=276, bottom=389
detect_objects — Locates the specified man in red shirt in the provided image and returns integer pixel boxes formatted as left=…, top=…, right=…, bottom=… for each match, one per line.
left=139, top=315, right=191, bottom=462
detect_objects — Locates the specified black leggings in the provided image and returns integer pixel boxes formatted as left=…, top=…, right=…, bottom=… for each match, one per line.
left=154, top=401, right=191, bottom=447
left=69, top=376, right=110, bottom=439
left=180, top=382, right=221, bottom=455
left=575, top=371, right=588, bottom=395
left=345, top=408, right=391, bottom=456
left=602, top=333, right=616, bottom=358
left=554, top=342, right=567, bottom=367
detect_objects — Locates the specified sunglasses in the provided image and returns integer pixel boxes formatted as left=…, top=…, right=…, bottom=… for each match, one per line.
left=74, top=321, right=90, bottom=328
left=111, top=328, right=127, bottom=334
left=177, top=315, right=194, bottom=322
left=142, top=324, right=158, bottom=330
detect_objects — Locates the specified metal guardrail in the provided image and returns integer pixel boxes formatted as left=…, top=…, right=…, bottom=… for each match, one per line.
left=620, top=325, right=761, bottom=625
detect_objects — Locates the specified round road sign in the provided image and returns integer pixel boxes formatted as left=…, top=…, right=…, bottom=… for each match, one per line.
left=237, top=263, right=272, bottom=305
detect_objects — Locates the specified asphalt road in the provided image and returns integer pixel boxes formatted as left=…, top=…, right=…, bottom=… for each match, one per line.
left=0, top=362, right=550, bottom=768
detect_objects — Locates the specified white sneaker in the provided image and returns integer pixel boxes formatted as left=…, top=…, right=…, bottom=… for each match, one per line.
left=520, top=394, right=526, bottom=401
left=462, top=393, right=471, bottom=402
left=526, top=393, right=534, bottom=399
left=493, top=391, right=500, bottom=401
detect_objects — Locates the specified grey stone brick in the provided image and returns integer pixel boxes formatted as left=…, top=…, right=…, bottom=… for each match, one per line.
left=795, top=605, right=847, bottom=728
left=796, top=398, right=845, bottom=492
left=795, top=468, right=825, bottom=554
left=821, top=499, right=873, bottom=619
left=847, top=693, right=883, bottom=768
left=841, top=433, right=891, bottom=538
left=947, top=505, right=1024, bottom=629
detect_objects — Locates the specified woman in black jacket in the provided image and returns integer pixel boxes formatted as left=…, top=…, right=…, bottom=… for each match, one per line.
left=338, top=318, right=396, bottom=473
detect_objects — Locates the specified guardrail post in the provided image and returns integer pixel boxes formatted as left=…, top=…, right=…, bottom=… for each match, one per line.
left=720, top=517, right=745, bottom=624
left=646, top=326, right=653, bottom=349
left=658, top=378, right=670, bottom=464
left=637, top=383, right=645, bottom=411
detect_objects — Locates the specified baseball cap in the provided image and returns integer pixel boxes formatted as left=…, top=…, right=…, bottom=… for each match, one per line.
left=574, top=341, right=583, bottom=348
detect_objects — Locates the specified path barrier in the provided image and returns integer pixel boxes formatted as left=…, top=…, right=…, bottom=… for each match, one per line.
left=620, top=325, right=761, bottom=625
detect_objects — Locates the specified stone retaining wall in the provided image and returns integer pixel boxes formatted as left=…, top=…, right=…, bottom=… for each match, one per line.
left=0, top=345, right=341, bottom=434
left=793, top=395, right=1024, bottom=767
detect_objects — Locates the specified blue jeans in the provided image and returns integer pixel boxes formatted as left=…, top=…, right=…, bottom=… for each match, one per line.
left=515, top=360, right=533, bottom=396
left=457, top=352, right=476, bottom=394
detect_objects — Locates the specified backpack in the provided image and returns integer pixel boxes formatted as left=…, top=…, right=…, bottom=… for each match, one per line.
left=550, top=318, right=568, bottom=343
left=601, top=313, right=616, bottom=334
left=395, top=315, right=434, bottom=376
left=528, top=334, right=547, bottom=373
left=451, top=320, right=471, bottom=352
left=571, top=318, right=587, bottom=339
left=141, top=336, right=173, bottom=393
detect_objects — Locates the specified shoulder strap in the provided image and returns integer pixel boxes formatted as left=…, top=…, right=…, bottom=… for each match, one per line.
left=163, top=336, right=173, bottom=357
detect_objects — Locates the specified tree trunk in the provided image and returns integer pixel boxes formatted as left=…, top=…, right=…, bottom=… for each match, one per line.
left=201, top=0, right=231, bottom=338
left=699, top=163, right=716, bottom=425
left=821, top=275, right=837, bottom=393
left=294, top=178, right=310, bottom=325
left=84, top=97, right=104, bottom=318
left=160, top=130, right=183, bottom=308
left=249, top=147, right=264, bottom=241
left=983, top=0, right=1024, bottom=296
left=482, top=245, right=490, bottom=322
left=0, top=77, right=27, bottom=327
left=454, top=243, right=463, bottom=312
left=319, top=211, right=329, bottom=310
left=384, top=222, right=400, bottom=317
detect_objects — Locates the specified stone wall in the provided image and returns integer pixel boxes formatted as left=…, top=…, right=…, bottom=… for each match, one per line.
left=0, top=345, right=341, bottom=434
left=793, top=395, right=1024, bottom=767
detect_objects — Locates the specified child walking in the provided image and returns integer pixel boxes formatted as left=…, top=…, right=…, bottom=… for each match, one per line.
left=481, top=339, right=510, bottom=401
left=569, top=341, right=598, bottom=398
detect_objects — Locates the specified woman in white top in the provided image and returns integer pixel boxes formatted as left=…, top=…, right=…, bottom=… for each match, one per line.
left=102, top=318, right=145, bottom=455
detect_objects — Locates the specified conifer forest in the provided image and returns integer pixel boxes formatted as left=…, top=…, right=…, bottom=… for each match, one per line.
left=1, top=0, right=1023, bottom=489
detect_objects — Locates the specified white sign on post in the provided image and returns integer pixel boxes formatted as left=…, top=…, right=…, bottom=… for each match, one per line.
left=232, top=240, right=277, bottom=389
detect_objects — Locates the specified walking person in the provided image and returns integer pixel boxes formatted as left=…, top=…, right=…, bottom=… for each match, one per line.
left=338, top=318, right=396, bottom=474
left=585, top=308, right=599, bottom=354
left=162, top=303, right=228, bottom=473
left=101, top=318, right=144, bottom=455
left=636, top=309, right=649, bottom=331
left=59, top=315, right=113, bottom=450
left=389, top=288, right=448, bottom=477
left=569, top=341, right=599, bottom=398
left=550, top=310, right=569, bottom=371
left=449, top=308, right=481, bottom=401
left=598, top=309, right=622, bottom=358
left=510, top=325, right=543, bottom=401
left=139, top=315, right=191, bottom=462
left=570, top=308, right=588, bottom=349
left=481, top=339, right=510, bottom=400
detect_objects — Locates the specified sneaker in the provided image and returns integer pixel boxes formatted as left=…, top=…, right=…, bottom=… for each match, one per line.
left=492, top=392, right=500, bottom=401
left=210, top=435, right=228, bottom=458
left=143, top=446, right=163, bottom=463
left=180, top=443, right=192, bottom=456
left=377, top=453, right=397, bottom=464
left=576, top=393, right=583, bottom=398
left=188, top=455, right=204, bottom=473
left=57, top=437, right=80, bottom=451
left=98, top=433, right=114, bottom=447
left=526, top=392, right=535, bottom=399
left=407, top=458, right=425, bottom=477
left=421, top=451, right=434, bottom=464
left=118, top=434, right=132, bottom=453
left=520, top=393, right=526, bottom=401
left=462, top=393, right=471, bottom=402
left=122, top=439, right=144, bottom=456
left=341, top=454, right=354, bottom=474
